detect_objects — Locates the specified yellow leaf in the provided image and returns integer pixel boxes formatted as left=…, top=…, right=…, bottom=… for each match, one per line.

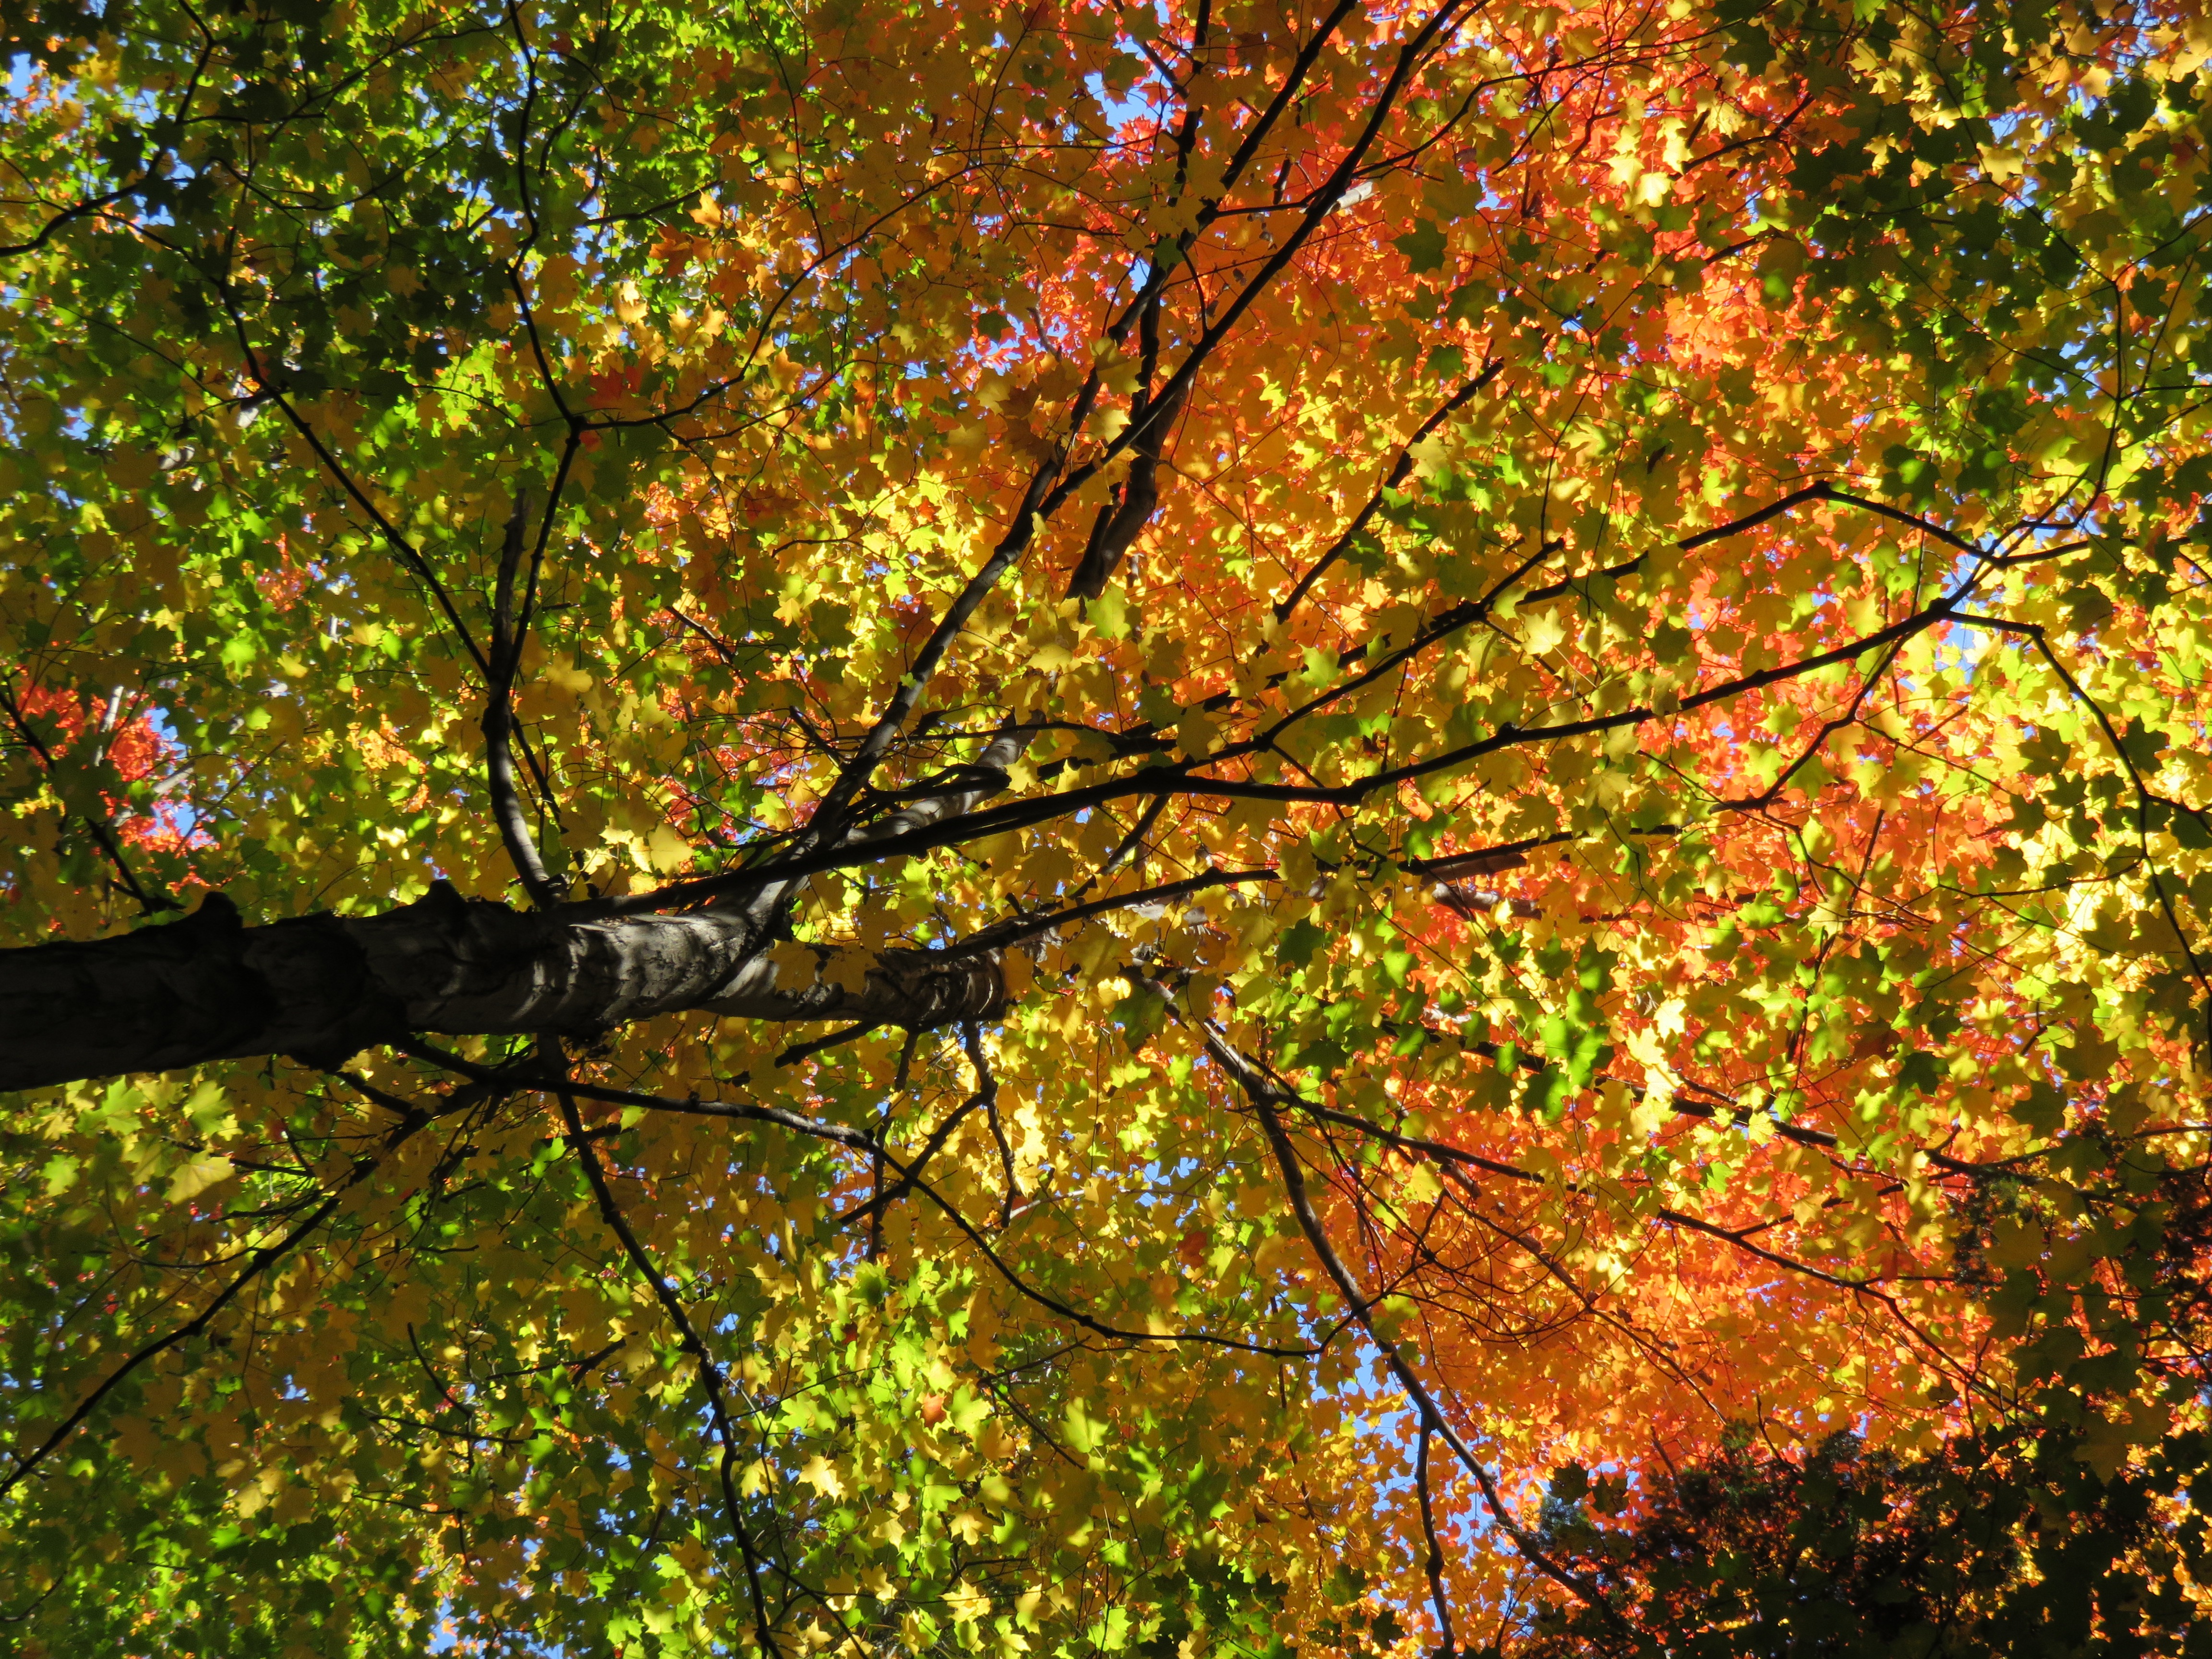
left=644, top=825, right=692, bottom=874
left=1521, top=608, right=1567, bottom=656
left=1400, top=1160, right=1443, bottom=1207
left=543, top=659, right=594, bottom=696
left=1063, top=1397, right=1107, bottom=1456
left=944, top=1580, right=990, bottom=1625
left=767, top=940, right=817, bottom=985
left=823, top=949, right=873, bottom=994
left=167, top=1155, right=234, bottom=1204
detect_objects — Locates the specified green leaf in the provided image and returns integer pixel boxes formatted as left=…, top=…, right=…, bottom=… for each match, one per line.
left=1393, top=219, right=1448, bottom=274
left=1896, top=1051, right=1944, bottom=1096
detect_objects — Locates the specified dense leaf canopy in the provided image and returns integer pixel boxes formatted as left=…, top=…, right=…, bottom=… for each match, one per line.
left=5, top=0, right=2212, bottom=1652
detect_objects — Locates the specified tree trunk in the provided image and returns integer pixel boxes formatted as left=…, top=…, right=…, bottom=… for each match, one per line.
left=2, top=727, right=1039, bottom=1092
left=0, top=885, right=1008, bottom=1092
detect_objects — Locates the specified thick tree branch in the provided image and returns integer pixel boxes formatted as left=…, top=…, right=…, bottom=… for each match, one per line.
left=483, top=490, right=562, bottom=908
left=0, top=881, right=1005, bottom=1092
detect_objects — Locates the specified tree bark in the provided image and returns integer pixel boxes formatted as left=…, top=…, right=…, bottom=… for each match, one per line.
left=0, top=886, right=1008, bottom=1092
left=2, top=727, right=1039, bottom=1092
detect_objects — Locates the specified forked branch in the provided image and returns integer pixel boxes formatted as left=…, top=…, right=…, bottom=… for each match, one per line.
left=483, top=491, right=562, bottom=908
left=555, top=1074, right=777, bottom=1654
left=1210, top=1027, right=1621, bottom=1618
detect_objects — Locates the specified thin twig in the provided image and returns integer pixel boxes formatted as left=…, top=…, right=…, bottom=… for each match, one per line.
left=1275, top=360, right=1505, bottom=621
left=1417, top=1420, right=1459, bottom=1656
left=1210, top=1028, right=1621, bottom=1616
left=554, top=1067, right=776, bottom=1656
left=0, top=680, right=176, bottom=914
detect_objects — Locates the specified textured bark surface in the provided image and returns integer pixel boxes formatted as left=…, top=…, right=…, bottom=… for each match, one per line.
left=0, top=886, right=1008, bottom=1092
left=0, top=729, right=1040, bottom=1092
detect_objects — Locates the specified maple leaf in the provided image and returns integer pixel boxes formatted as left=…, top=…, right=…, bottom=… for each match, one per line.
left=3, top=0, right=2212, bottom=1652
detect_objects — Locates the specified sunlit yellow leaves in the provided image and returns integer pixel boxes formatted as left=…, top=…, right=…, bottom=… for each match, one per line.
left=5, top=0, right=2212, bottom=1651
left=799, top=1454, right=847, bottom=1501
left=766, top=939, right=818, bottom=986
left=162, top=1153, right=236, bottom=1205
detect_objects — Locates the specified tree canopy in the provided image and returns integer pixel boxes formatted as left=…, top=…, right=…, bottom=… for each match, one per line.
left=5, top=0, right=2212, bottom=1651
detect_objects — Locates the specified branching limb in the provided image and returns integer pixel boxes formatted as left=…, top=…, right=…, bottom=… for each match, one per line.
left=0, top=1120, right=405, bottom=1499
left=483, top=491, right=562, bottom=908
left=806, top=0, right=1474, bottom=836
left=933, top=866, right=1276, bottom=959
left=329, top=1066, right=510, bottom=1144
left=831, top=1049, right=994, bottom=1233
left=399, top=1044, right=880, bottom=1155
left=1274, top=360, right=1505, bottom=621
left=614, top=546, right=1977, bottom=918
left=1264, top=1047, right=1990, bottom=1401
left=554, top=1070, right=777, bottom=1657
left=0, top=678, right=176, bottom=915
left=902, top=1162, right=1317, bottom=1358
left=1416, top=1419, right=1459, bottom=1657
left=1207, top=1028, right=1620, bottom=1615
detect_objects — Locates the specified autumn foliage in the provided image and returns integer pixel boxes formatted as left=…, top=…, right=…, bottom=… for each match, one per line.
left=5, top=0, right=2212, bottom=1652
